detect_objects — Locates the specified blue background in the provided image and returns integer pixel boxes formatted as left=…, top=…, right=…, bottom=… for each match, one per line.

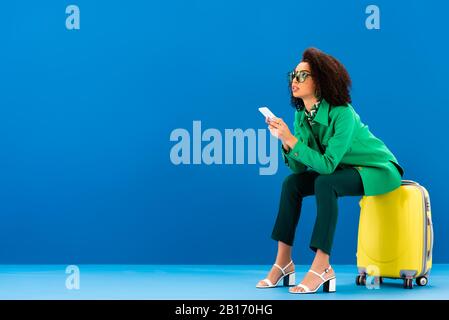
left=0, top=0, right=447, bottom=264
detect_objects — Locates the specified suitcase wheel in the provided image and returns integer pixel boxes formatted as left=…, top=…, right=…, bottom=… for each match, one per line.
left=416, top=276, right=428, bottom=286
left=356, top=274, right=366, bottom=286
left=404, top=278, right=414, bottom=289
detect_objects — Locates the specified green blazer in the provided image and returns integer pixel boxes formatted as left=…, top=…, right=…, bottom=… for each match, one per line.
left=282, top=98, right=404, bottom=196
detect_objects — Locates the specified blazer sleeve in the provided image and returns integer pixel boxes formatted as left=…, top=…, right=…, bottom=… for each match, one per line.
left=285, top=107, right=356, bottom=175
left=281, top=115, right=308, bottom=174
left=281, top=143, right=308, bottom=174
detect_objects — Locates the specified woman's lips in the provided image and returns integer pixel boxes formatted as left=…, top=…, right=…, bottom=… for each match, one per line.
left=292, top=86, right=299, bottom=92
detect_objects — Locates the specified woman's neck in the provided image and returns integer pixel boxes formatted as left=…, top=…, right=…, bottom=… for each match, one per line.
left=303, top=96, right=319, bottom=112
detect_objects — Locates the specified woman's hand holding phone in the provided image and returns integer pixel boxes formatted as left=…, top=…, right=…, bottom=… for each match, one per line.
left=267, top=117, right=297, bottom=150
left=259, top=106, right=298, bottom=150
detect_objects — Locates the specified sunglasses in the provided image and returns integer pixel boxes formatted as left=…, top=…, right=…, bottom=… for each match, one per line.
left=288, top=70, right=312, bottom=83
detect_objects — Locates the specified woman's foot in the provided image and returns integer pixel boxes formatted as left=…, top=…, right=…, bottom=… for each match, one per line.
left=289, top=265, right=335, bottom=293
left=256, top=260, right=295, bottom=288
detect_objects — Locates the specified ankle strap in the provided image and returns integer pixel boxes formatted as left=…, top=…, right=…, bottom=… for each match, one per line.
left=273, top=260, right=293, bottom=275
left=308, top=265, right=332, bottom=281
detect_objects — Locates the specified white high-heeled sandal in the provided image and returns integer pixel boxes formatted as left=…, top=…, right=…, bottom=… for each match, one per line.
left=289, top=265, right=336, bottom=294
left=256, top=260, right=296, bottom=288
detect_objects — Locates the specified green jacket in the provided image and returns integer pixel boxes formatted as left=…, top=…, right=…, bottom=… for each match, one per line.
left=282, top=98, right=404, bottom=196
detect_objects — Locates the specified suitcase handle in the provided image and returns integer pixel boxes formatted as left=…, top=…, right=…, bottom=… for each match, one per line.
left=401, top=180, right=419, bottom=186
left=428, top=218, right=434, bottom=260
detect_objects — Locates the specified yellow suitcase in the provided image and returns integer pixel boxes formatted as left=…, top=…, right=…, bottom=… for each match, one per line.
left=356, top=180, right=434, bottom=289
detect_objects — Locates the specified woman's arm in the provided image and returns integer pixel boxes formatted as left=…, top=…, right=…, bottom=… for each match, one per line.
left=282, top=142, right=290, bottom=153
left=281, top=142, right=307, bottom=173
left=278, top=126, right=307, bottom=174
left=285, top=107, right=356, bottom=174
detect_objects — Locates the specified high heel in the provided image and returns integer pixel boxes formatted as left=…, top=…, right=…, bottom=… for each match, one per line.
left=256, top=260, right=295, bottom=288
left=323, top=277, right=337, bottom=293
left=289, top=265, right=336, bottom=294
left=283, top=272, right=296, bottom=286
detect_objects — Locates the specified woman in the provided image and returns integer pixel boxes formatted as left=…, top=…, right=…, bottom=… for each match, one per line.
left=256, top=47, right=404, bottom=294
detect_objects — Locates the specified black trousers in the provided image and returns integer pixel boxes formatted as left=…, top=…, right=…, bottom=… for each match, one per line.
left=271, top=167, right=365, bottom=255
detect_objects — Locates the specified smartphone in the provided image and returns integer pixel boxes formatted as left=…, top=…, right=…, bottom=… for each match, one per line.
left=259, top=106, right=278, bottom=138
left=258, top=106, right=276, bottom=121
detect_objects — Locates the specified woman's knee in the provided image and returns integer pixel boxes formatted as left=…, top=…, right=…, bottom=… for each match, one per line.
left=282, top=172, right=315, bottom=197
left=314, top=175, right=334, bottom=194
left=282, top=173, right=299, bottom=192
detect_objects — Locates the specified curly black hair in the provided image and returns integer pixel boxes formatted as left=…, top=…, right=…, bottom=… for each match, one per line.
left=290, top=47, right=352, bottom=110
